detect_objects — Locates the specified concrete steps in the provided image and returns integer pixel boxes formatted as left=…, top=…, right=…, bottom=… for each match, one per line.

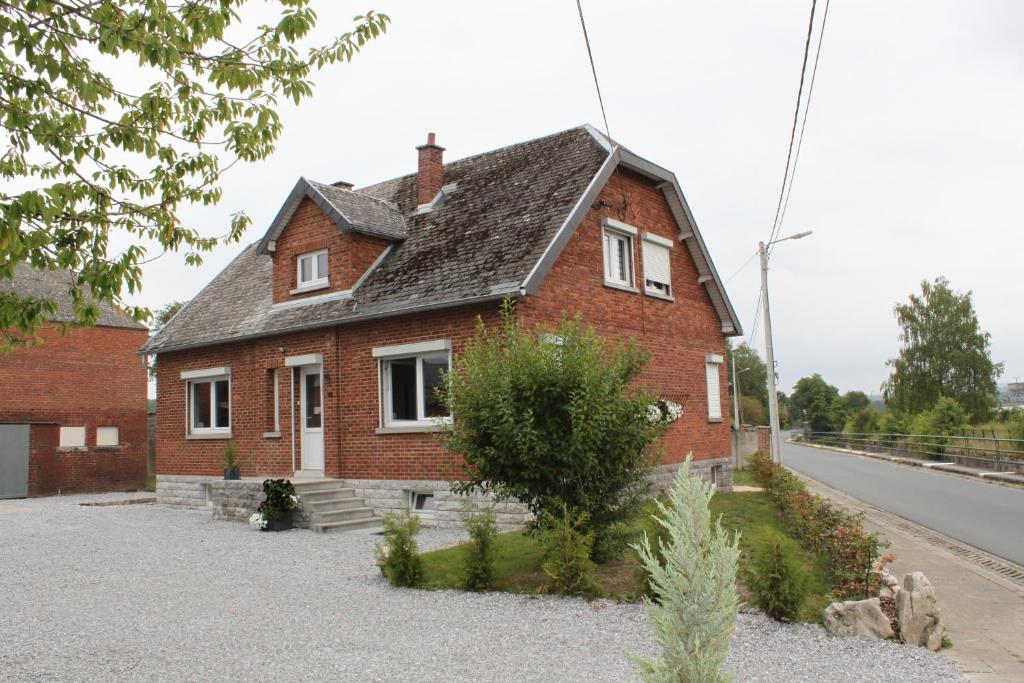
left=292, top=480, right=381, bottom=534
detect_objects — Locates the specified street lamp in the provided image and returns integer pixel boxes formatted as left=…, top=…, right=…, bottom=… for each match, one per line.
left=759, top=230, right=813, bottom=464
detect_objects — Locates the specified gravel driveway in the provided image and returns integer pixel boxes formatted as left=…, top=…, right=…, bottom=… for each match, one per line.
left=0, top=495, right=964, bottom=682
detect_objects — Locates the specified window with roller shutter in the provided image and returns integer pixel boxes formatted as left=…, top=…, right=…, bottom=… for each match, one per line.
left=642, top=237, right=672, bottom=298
left=705, top=356, right=723, bottom=421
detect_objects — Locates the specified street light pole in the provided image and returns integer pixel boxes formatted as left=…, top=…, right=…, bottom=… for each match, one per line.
left=759, top=241, right=783, bottom=464
left=759, top=230, right=813, bottom=465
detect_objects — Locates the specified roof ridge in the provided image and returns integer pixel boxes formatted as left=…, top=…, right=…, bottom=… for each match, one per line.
left=307, top=179, right=403, bottom=212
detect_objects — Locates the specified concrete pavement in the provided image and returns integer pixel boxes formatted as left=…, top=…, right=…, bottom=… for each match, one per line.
left=781, top=439, right=1024, bottom=566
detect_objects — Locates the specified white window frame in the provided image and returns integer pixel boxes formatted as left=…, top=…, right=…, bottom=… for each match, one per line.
left=59, top=426, right=86, bottom=449
left=374, top=340, right=453, bottom=429
left=96, top=426, right=120, bottom=447
left=408, top=491, right=436, bottom=518
left=705, top=354, right=724, bottom=422
left=294, top=249, right=329, bottom=293
left=642, top=233, right=674, bottom=300
left=181, top=367, right=232, bottom=437
left=264, top=368, right=280, bottom=437
left=601, top=218, right=637, bottom=289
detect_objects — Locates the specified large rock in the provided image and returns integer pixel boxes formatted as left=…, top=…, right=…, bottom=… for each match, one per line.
left=824, top=598, right=896, bottom=640
left=896, top=571, right=945, bottom=650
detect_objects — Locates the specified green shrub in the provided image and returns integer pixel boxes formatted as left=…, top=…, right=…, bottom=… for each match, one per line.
left=747, top=453, right=880, bottom=599
left=257, top=478, right=297, bottom=521
left=540, top=503, right=597, bottom=597
left=747, top=531, right=806, bottom=622
left=461, top=503, right=498, bottom=592
left=629, top=455, right=740, bottom=683
left=375, top=509, right=424, bottom=588
left=843, top=407, right=880, bottom=434
left=441, top=298, right=663, bottom=561
left=222, top=440, right=238, bottom=469
left=878, top=410, right=909, bottom=435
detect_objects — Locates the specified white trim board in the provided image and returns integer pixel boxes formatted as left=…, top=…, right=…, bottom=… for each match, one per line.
left=372, top=339, right=451, bottom=358
left=180, top=367, right=231, bottom=380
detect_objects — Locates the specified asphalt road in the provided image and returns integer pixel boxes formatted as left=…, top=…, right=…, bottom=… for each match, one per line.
left=781, top=438, right=1024, bottom=566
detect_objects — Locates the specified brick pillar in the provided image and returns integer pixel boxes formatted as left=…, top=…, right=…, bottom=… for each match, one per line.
left=416, top=132, right=445, bottom=205
left=756, top=426, right=772, bottom=456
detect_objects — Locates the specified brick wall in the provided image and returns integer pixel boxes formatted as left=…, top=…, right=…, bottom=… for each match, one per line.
left=270, top=198, right=389, bottom=303
left=520, top=168, right=732, bottom=463
left=0, top=325, right=149, bottom=495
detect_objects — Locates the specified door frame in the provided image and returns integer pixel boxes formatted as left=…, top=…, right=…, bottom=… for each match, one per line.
left=299, top=364, right=325, bottom=472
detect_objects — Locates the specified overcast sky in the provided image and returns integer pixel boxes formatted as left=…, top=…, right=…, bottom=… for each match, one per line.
left=126, top=0, right=1024, bottom=395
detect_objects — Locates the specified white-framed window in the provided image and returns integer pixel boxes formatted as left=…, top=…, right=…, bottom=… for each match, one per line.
left=373, top=340, right=452, bottom=428
left=710, top=464, right=723, bottom=487
left=268, top=368, right=280, bottom=434
left=705, top=354, right=723, bottom=421
left=181, top=367, right=232, bottom=436
left=296, top=249, right=329, bottom=290
left=96, top=427, right=119, bottom=447
left=642, top=233, right=673, bottom=298
left=409, top=491, right=436, bottom=517
left=59, top=426, right=86, bottom=449
left=602, top=218, right=636, bottom=288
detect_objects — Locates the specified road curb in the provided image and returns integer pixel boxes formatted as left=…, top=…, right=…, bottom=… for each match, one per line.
left=787, top=439, right=1024, bottom=488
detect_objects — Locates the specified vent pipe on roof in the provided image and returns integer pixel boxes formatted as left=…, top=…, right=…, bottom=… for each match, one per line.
left=416, top=132, right=445, bottom=206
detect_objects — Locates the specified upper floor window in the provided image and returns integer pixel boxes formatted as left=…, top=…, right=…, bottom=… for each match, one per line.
left=601, top=218, right=637, bottom=289
left=642, top=233, right=674, bottom=300
left=181, top=367, right=232, bottom=437
left=296, top=249, right=329, bottom=291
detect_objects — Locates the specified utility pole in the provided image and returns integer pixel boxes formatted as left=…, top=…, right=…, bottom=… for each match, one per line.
left=759, top=241, right=783, bottom=464
left=731, top=352, right=741, bottom=430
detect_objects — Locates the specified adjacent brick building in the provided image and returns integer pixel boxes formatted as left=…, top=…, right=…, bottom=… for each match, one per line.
left=0, top=267, right=149, bottom=498
left=142, top=126, right=743, bottom=526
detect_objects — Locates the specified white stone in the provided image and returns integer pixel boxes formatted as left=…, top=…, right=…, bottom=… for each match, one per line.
left=823, top=598, right=895, bottom=640
left=896, top=572, right=945, bottom=651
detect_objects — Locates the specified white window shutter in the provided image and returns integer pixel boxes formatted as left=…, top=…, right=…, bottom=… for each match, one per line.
left=706, top=362, right=722, bottom=420
left=643, top=243, right=671, bottom=286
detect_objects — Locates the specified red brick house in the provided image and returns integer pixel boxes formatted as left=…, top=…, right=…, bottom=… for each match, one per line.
left=142, top=126, right=742, bottom=529
left=0, top=267, right=149, bottom=498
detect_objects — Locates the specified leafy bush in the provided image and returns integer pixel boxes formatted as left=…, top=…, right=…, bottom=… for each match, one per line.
left=540, top=504, right=597, bottom=597
left=442, top=298, right=663, bottom=560
left=257, top=479, right=297, bottom=521
left=629, top=455, right=740, bottom=683
left=1008, top=411, right=1024, bottom=448
left=878, top=410, right=909, bottom=435
left=461, top=503, right=498, bottom=592
left=375, top=509, right=424, bottom=588
left=222, top=440, right=238, bottom=469
left=843, top=406, right=880, bottom=434
left=747, top=531, right=806, bottom=622
left=910, top=396, right=968, bottom=438
left=748, top=453, right=881, bottom=599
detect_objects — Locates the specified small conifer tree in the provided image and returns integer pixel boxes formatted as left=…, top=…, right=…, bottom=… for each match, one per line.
left=629, top=455, right=741, bottom=683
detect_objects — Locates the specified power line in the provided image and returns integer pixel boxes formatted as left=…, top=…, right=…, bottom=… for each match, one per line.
left=725, top=249, right=759, bottom=283
left=746, top=286, right=764, bottom=348
left=772, top=0, right=831, bottom=256
left=766, top=0, right=818, bottom=249
left=575, top=0, right=612, bottom=143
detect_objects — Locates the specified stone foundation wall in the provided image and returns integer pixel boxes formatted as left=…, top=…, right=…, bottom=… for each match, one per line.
left=345, top=478, right=531, bottom=531
left=155, top=475, right=213, bottom=509
left=649, top=456, right=733, bottom=494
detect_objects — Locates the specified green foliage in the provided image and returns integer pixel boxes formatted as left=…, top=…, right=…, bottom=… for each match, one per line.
left=791, top=374, right=841, bottom=432
left=461, top=503, right=498, bottom=592
left=747, top=532, right=806, bottom=622
left=844, top=406, right=880, bottom=434
left=629, top=456, right=740, bottom=683
left=151, top=300, right=188, bottom=331
left=878, top=410, right=910, bottom=435
left=540, top=504, right=598, bottom=597
left=375, top=509, right=423, bottom=588
left=442, top=298, right=661, bottom=560
left=739, top=395, right=766, bottom=426
left=0, top=2, right=390, bottom=346
left=1008, top=411, right=1024, bottom=443
left=909, top=396, right=969, bottom=437
left=257, top=478, right=296, bottom=521
left=883, top=277, right=1002, bottom=422
left=222, top=440, right=238, bottom=469
left=728, top=341, right=768, bottom=407
left=839, top=391, right=871, bottom=414
left=748, top=453, right=881, bottom=599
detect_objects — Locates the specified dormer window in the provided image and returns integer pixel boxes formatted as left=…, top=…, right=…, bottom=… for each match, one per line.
left=295, top=249, right=329, bottom=293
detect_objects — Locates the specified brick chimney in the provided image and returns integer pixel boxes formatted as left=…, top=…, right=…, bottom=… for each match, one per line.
left=416, top=132, right=445, bottom=206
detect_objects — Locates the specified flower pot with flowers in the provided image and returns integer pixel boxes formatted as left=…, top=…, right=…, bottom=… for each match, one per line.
left=249, top=479, right=299, bottom=532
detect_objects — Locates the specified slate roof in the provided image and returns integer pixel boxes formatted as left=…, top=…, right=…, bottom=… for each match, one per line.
left=1, top=264, right=147, bottom=330
left=143, top=125, right=740, bottom=354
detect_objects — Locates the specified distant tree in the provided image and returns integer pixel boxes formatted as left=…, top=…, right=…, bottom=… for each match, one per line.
left=839, top=391, right=870, bottom=413
left=151, top=300, right=187, bottom=332
left=791, top=374, right=841, bottom=432
left=844, top=406, right=880, bottom=434
left=883, top=277, right=1002, bottom=422
left=0, top=1, right=390, bottom=347
left=728, top=342, right=769, bottom=407
left=739, top=395, right=766, bottom=426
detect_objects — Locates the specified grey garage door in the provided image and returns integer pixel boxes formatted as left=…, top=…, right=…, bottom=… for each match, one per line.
left=0, top=424, right=29, bottom=499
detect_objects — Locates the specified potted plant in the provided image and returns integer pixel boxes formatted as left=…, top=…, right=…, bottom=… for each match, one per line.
left=253, top=478, right=299, bottom=532
left=223, top=440, right=240, bottom=480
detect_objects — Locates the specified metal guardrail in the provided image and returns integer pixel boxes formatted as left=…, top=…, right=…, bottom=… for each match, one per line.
left=797, top=431, right=1024, bottom=474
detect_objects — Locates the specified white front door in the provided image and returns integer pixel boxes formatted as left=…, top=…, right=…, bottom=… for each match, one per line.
left=300, top=366, right=324, bottom=471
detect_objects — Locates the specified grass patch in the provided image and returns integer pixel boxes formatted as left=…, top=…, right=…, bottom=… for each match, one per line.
left=419, top=490, right=834, bottom=621
left=731, top=469, right=760, bottom=487
left=145, top=474, right=156, bottom=492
